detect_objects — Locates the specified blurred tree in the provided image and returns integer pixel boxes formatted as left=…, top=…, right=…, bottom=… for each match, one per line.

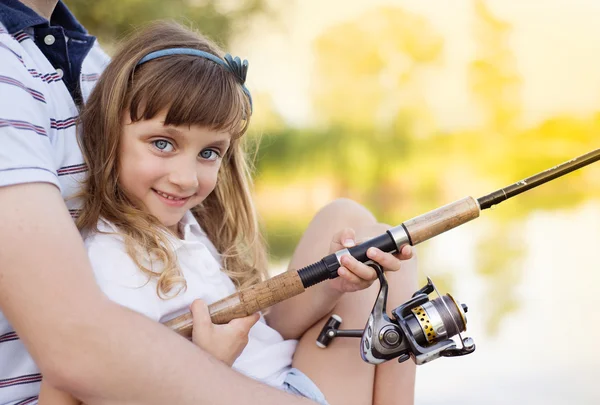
left=469, top=0, right=521, bottom=136
left=297, top=7, right=443, bottom=215
left=312, top=6, right=442, bottom=133
left=463, top=0, right=597, bottom=336
left=466, top=0, right=599, bottom=216
left=254, top=6, right=446, bottom=257
left=64, top=0, right=271, bottom=48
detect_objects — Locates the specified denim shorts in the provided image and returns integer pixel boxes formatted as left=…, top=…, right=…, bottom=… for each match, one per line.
left=282, top=368, right=329, bottom=405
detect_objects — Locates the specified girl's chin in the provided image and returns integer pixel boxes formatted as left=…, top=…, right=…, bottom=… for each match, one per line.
left=153, top=214, right=186, bottom=230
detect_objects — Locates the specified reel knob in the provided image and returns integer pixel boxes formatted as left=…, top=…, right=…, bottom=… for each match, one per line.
left=316, top=314, right=342, bottom=348
left=382, top=328, right=401, bottom=346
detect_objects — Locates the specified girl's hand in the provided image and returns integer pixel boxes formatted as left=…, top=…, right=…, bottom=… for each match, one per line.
left=190, top=299, right=260, bottom=366
left=327, top=227, right=414, bottom=294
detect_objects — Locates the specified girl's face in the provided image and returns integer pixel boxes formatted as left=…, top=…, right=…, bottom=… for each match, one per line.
left=118, top=110, right=231, bottom=235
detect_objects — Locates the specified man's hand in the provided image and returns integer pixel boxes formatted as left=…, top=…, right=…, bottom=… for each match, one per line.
left=190, top=299, right=260, bottom=366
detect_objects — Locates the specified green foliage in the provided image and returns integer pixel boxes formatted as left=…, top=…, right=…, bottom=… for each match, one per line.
left=469, top=0, right=521, bottom=134
left=64, top=0, right=269, bottom=47
left=311, top=6, right=443, bottom=131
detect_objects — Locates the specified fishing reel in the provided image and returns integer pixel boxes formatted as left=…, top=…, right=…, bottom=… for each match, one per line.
left=316, top=263, right=475, bottom=365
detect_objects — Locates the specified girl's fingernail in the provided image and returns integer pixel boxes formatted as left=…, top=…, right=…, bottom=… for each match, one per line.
left=367, top=247, right=377, bottom=257
left=343, top=239, right=355, bottom=247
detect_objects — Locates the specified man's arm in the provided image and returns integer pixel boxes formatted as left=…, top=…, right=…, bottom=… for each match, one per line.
left=0, top=183, right=312, bottom=405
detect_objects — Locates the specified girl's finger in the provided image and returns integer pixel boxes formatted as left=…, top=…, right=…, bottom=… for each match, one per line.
left=396, top=245, right=414, bottom=260
left=229, top=313, right=260, bottom=335
left=338, top=266, right=371, bottom=288
left=366, top=247, right=403, bottom=272
left=190, top=299, right=212, bottom=327
left=340, top=255, right=378, bottom=281
left=333, top=227, right=357, bottom=249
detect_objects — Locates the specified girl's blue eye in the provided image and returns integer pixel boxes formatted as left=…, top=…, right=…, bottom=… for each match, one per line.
left=153, top=139, right=174, bottom=152
left=200, top=149, right=220, bottom=161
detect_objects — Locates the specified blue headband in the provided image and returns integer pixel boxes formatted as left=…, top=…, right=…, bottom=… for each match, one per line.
left=137, top=48, right=253, bottom=114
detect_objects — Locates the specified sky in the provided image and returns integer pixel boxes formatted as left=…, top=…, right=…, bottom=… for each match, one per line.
left=236, top=0, right=600, bottom=131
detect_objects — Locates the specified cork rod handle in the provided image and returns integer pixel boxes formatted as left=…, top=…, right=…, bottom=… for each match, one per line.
left=403, top=196, right=480, bottom=245
left=165, top=196, right=481, bottom=339
left=164, top=269, right=305, bottom=339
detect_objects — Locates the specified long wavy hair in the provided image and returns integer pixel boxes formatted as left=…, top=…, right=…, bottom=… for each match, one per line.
left=77, top=21, right=267, bottom=298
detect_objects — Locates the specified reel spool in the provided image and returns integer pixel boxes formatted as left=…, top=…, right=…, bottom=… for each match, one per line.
left=316, top=263, right=475, bottom=365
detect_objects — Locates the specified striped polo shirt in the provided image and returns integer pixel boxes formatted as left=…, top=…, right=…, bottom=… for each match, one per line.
left=0, top=2, right=109, bottom=404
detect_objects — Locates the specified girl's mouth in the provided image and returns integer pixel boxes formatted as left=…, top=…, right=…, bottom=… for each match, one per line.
left=152, top=189, right=191, bottom=207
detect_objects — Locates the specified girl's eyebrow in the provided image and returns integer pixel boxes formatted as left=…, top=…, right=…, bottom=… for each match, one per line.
left=161, top=126, right=230, bottom=149
left=209, top=139, right=231, bottom=150
left=163, top=127, right=183, bottom=138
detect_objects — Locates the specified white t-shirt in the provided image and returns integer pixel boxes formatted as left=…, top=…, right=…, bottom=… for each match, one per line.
left=87, top=211, right=297, bottom=388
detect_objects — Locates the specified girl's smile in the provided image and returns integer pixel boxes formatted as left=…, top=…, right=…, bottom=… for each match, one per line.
left=152, top=188, right=193, bottom=207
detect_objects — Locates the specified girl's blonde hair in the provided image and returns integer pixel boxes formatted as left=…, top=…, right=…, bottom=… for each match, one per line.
left=77, top=21, right=267, bottom=298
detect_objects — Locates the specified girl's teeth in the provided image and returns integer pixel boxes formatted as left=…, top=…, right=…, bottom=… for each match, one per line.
left=157, top=191, right=182, bottom=200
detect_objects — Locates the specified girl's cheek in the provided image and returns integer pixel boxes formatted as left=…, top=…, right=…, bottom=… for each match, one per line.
left=139, top=156, right=169, bottom=176
left=200, top=169, right=219, bottom=190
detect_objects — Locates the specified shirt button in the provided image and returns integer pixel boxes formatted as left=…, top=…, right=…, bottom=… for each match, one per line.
left=44, top=34, right=55, bottom=45
left=56, top=68, right=64, bottom=78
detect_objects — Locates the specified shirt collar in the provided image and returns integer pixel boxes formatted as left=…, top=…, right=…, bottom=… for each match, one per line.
left=98, top=211, right=206, bottom=251
left=0, top=0, right=87, bottom=34
left=178, top=211, right=206, bottom=242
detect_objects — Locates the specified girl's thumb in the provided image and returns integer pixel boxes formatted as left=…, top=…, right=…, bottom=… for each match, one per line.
left=190, top=299, right=212, bottom=326
left=232, top=313, right=260, bottom=332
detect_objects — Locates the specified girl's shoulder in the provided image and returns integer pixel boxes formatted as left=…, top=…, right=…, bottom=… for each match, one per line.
left=82, top=218, right=127, bottom=255
left=81, top=218, right=162, bottom=320
left=82, top=218, right=149, bottom=285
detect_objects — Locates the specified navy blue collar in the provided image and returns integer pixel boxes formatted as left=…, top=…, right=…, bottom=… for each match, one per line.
left=0, top=0, right=87, bottom=34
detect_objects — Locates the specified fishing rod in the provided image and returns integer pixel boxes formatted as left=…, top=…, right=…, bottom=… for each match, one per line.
left=164, top=148, right=600, bottom=365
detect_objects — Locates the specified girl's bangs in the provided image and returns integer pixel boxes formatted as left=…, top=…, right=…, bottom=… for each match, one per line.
left=128, top=57, right=249, bottom=138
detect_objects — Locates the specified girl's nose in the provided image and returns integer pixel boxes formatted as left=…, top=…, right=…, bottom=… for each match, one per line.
left=169, top=160, right=199, bottom=191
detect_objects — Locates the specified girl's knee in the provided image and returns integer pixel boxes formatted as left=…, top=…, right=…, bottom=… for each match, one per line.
left=315, top=198, right=377, bottom=228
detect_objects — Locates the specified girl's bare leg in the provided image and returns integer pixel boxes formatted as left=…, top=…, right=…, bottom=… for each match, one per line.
left=289, top=199, right=417, bottom=405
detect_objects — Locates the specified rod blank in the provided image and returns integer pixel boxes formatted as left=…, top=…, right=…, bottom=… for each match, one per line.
left=478, top=148, right=600, bottom=210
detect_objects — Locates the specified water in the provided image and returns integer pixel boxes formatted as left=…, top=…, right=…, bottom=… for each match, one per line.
left=415, top=202, right=600, bottom=405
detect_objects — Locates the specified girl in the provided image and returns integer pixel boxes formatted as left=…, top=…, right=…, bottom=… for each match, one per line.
left=39, top=21, right=417, bottom=405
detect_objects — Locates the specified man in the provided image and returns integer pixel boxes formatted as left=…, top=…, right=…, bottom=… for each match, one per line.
left=0, top=1, right=313, bottom=403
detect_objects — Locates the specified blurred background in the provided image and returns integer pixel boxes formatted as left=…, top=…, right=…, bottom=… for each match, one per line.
left=66, top=0, right=600, bottom=403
